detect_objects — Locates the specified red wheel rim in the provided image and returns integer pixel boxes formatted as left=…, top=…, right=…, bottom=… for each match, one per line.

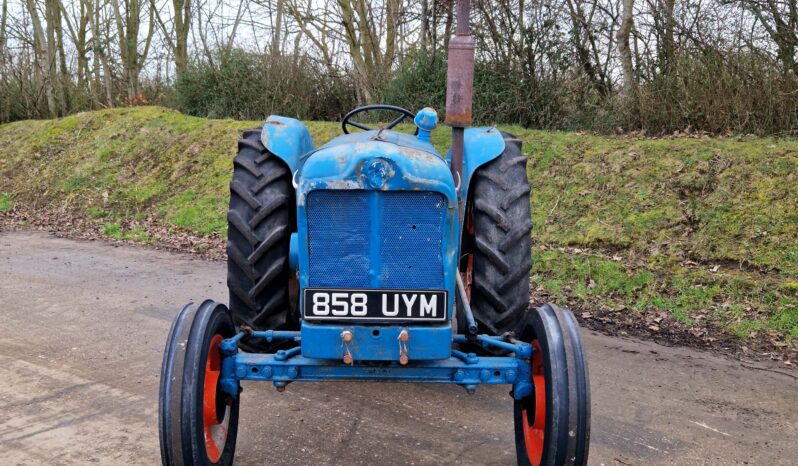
left=521, top=340, right=546, bottom=465
left=461, top=254, right=474, bottom=300
left=203, top=334, right=228, bottom=463
left=461, top=205, right=475, bottom=300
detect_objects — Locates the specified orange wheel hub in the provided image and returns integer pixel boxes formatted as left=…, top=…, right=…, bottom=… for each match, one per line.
left=203, top=334, right=228, bottom=463
left=521, top=339, right=546, bottom=465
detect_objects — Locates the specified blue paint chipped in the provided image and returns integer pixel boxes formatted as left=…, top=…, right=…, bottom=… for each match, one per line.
left=450, top=126, right=506, bottom=207
left=301, top=129, right=440, bottom=164
left=253, top=116, right=504, bottom=365
left=414, top=107, right=439, bottom=142
left=300, top=324, right=451, bottom=361
left=260, top=115, right=315, bottom=173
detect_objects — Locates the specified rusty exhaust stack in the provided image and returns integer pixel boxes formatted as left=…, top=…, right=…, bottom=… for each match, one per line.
left=445, top=0, right=474, bottom=211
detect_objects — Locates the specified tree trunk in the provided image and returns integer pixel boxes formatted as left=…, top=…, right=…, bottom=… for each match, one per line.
left=742, top=0, right=798, bottom=75
left=272, top=0, right=284, bottom=56
left=443, top=0, right=454, bottom=50
left=173, top=0, right=190, bottom=76
left=26, top=0, right=57, bottom=118
left=565, top=0, right=609, bottom=96
left=76, top=0, right=91, bottom=94
left=617, top=0, right=636, bottom=97
left=657, top=0, right=676, bottom=76
left=0, top=0, right=7, bottom=121
left=52, top=0, right=70, bottom=111
left=420, top=0, right=429, bottom=52
left=88, top=0, right=114, bottom=107
left=44, top=0, right=66, bottom=115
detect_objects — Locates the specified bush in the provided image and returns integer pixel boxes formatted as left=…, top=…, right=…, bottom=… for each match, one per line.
left=626, top=50, right=798, bottom=135
left=173, top=49, right=356, bottom=121
left=381, top=49, right=588, bottom=129
left=383, top=47, right=798, bottom=136
left=379, top=50, right=448, bottom=116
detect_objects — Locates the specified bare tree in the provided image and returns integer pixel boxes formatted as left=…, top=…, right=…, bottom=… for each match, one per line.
left=88, top=0, right=115, bottom=106
left=153, top=0, right=191, bottom=76
left=0, top=0, right=8, bottom=121
left=738, top=0, right=798, bottom=73
left=24, top=0, right=58, bottom=116
left=271, top=0, right=284, bottom=55
left=283, top=0, right=403, bottom=102
left=565, top=0, right=613, bottom=95
left=617, top=0, right=636, bottom=96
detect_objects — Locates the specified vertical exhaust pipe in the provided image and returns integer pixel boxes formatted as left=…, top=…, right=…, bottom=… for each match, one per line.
left=445, top=0, right=474, bottom=213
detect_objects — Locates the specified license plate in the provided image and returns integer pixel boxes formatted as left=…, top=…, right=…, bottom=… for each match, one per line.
left=303, top=288, right=447, bottom=322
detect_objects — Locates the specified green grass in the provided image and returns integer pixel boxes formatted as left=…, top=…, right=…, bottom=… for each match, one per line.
left=164, top=191, right=226, bottom=235
left=1, top=106, right=796, bottom=345
left=0, top=193, right=13, bottom=212
left=101, top=222, right=151, bottom=242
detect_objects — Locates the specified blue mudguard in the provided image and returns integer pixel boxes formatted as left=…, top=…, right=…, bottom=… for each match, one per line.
left=260, top=115, right=315, bottom=173
left=453, top=127, right=506, bottom=206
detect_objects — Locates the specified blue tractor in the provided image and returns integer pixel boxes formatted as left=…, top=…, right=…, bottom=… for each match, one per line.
left=158, top=2, right=590, bottom=464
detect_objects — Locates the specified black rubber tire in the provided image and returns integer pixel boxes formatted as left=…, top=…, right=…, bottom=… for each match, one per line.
left=466, top=132, right=532, bottom=337
left=159, top=300, right=240, bottom=466
left=227, top=129, right=297, bottom=351
left=159, top=303, right=197, bottom=465
left=514, top=303, right=590, bottom=466
left=558, top=307, right=591, bottom=463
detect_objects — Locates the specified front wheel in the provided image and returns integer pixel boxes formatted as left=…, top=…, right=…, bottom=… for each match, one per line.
left=514, top=304, right=591, bottom=466
left=159, top=300, right=240, bottom=466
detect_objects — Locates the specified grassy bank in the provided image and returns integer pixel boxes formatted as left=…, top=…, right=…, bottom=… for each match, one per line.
left=1, top=106, right=796, bottom=351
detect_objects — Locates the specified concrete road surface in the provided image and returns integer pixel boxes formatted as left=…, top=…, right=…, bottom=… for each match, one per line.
left=1, top=231, right=796, bottom=465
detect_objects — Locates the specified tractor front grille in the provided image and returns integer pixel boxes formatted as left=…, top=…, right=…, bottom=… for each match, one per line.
left=306, top=190, right=445, bottom=289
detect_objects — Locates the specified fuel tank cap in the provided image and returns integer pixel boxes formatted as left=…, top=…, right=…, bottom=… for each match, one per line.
left=414, top=108, right=438, bottom=142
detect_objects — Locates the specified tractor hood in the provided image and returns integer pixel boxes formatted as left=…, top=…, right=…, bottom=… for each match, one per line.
left=309, top=129, right=440, bottom=159
left=296, top=129, right=455, bottom=207
left=293, top=128, right=460, bottom=352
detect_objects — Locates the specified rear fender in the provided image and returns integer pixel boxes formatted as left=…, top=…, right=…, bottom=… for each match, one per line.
left=454, top=127, right=506, bottom=207
left=260, top=115, right=315, bottom=173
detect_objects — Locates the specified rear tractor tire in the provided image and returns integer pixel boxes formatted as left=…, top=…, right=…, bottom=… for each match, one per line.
left=227, top=129, right=297, bottom=352
left=462, top=132, right=533, bottom=338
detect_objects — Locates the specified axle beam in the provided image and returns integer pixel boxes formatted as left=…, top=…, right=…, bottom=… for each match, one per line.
left=219, top=331, right=533, bottom=400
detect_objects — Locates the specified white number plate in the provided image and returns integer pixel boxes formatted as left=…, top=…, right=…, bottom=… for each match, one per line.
left=303, top=288, right=447, bottom=322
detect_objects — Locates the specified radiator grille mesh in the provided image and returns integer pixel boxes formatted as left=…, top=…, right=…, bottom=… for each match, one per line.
left=307, top=190, right=445, bottom=289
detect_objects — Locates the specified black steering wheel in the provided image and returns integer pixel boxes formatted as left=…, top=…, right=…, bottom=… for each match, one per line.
left=341, top=104, right=416, bottom=134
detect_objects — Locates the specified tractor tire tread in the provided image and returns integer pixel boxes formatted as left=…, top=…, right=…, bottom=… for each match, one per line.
left=252, top=165, right=289, bottom=194
left=474, top=237, right=511, bottom=273
left=500, top=219, right=533, bottom=253
left=500, top=154, right=527, bottom=171
left=248, top=194, right=288, bottom=229
left=233, top=154, right=263, bottom=178
left=248, top=224, right=288, bottom=263
left=227, top=210, right=259, bottom=245
left=249, top=257, right=287, bottom=299
left=242, top=129, right=261, bottom=138
left=474, top=198, right=510, bottom=231
left=479, top=169, right=510, bottom=190
left=237, top=138, right=265, bottom=154
left=230, top=180, right=262, bottom=210
left=468, top=131, right=532, bottom=338
left=227, top=128, right=296, bottom=352
left=502, top=184, right=532, bottom=210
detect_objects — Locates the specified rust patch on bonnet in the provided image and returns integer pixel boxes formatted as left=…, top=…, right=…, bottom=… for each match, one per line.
left=399, top=146, right=438, bottom=164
